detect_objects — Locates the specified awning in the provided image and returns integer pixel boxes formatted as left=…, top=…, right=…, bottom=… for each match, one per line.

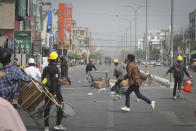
left=191, top=50, right=196, bottom=55
left=0, top=36, right=8, bottom=47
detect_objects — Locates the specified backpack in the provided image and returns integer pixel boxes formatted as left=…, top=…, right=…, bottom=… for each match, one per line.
left=173, top=64, right=183, bottom=78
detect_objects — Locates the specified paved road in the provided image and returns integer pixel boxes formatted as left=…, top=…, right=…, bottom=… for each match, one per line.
left=19, top=64, right=196, bottom=131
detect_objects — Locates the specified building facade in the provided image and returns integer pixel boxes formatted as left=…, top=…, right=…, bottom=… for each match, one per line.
left=189, top=9, right=196, bottom=41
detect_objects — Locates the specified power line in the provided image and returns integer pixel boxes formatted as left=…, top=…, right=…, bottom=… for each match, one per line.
left=79, top=45, right=137, bottom=48
left=74, top=12, right=188, bottom=17
left=95, top=38, right=136, bottom=43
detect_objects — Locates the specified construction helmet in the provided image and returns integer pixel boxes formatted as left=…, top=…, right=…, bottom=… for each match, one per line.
left=48, top=52, right=58, bottom=60
left=113, top=59, right=118, bottom=63
left=121, top=80, right=127, bottom=87
left=177, top=55, right=183, bottom=61
left=29, top=58, right=35, bottom=64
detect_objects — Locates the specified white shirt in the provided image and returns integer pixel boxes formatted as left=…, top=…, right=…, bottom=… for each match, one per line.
left=25, top=66, right=41, bottom=82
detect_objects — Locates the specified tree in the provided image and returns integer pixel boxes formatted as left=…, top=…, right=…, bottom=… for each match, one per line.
left=68, top=54, right=81, bottom=60
left=89, top=52, right=103, bottom=61
left=135, top=50, right=146, bottom=60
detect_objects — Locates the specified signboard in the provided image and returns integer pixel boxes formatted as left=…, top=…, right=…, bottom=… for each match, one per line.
left=14, top=31, right=31, bottom=54
left=47, top=10, right=52, bottom=33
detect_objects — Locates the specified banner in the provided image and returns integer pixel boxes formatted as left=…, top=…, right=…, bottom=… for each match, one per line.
left=47, top=10, right=53, bottom=33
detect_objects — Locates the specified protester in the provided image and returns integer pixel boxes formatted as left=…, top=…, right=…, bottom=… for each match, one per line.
left=0, top=48, right=31, bottom=104
left=111, top=59, right=126, bottom=92
left=165, top=55, right=192, bottom=99
left=25, top=58, right=41, bottom=82
left=85, top=59, right=96, bottom=83
left=120, top=54, right=155, bottom=112
left=60, top=56, right=71, bottom=85
left=0, top=97, right=26, bottom=131
left=42, top=51, right=66, bottom=131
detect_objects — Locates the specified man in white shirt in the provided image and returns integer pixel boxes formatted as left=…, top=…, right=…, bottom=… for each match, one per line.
left=25, top=58, right=41, bottom=82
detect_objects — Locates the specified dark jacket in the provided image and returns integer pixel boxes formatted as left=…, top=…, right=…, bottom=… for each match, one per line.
left=126, top=62, right=145, bottom=86
left=61, top=60, right=68, bottom=78
left=166, top=62, right=189, bottom=79
left=42, top=62, right=62, bottom=101
left=85, top=63, right=96, bottom=73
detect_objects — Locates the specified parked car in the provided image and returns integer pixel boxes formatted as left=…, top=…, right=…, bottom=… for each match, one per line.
left=154, top=61, right=161, bottom=66
left=149, top=60, right=156, bottom=65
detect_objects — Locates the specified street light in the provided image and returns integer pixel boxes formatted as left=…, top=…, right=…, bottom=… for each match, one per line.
left=125, top=5, right=145, bottom=54
left=121, top=18, right=134, bottom=52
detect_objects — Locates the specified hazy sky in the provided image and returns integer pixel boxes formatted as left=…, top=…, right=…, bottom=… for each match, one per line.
left=45, top=0, right=196, bottom=57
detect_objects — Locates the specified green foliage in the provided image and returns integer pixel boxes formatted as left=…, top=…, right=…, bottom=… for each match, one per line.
left=135, top=50, right=146, bottom=60
left=89, top=52, right=103, bottom=60
left=68, top=54, right=81, bottom=60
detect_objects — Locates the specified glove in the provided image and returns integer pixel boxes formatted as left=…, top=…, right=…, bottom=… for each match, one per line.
left=42, top=78, right=47, bottom=85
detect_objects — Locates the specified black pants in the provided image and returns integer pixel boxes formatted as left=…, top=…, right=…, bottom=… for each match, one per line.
left=67, top=77, right=71, bottom=85
left=111, top=79, right=123, bottom=91
left=44, top=97, right=63, bottom=126
left=173, top=78, right=183, bottom=97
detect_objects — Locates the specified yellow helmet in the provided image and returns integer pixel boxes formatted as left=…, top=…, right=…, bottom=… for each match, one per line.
left=177, top=55, right=183, bottom=61
left=121, top=80, right=127, bottom=87
left=113, top=59, right=118, bottom=63
left=49, top=52, right=58, bottom=60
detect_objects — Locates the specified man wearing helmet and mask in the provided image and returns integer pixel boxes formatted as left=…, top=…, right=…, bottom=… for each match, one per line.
left=111, top=59, right=126, bottom=93
left=25, top=58, right=41, bottom=82
left=165, top=55, right=192, bottom=100
left=42, top=51, right=67, bottom=131
left=85, top=59, right=96, bottom=84
left=0, top=48, right=31, bottom=104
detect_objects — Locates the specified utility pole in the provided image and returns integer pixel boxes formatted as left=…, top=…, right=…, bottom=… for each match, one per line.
left=146, top=0, right=148, bottom=61
left=130, top=21, right=132, bottom=52
left=170, top=0, right=174, bottom=66
left=125, top=5, right=145, bottom=55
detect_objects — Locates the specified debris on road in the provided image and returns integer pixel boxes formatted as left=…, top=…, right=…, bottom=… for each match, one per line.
left=88, top=92, right=93, bottom=96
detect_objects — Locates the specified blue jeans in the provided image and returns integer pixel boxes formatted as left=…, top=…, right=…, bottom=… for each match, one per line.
left=86, top=71, right=94, bottom=83
left=125, top=85, right=151, bottom=107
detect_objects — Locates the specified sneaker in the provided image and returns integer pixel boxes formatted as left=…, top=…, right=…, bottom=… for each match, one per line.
left=135, top=98, right=140, bottom=102
left=120, top=106, right=130, bottom=112
left=54, top=124, right=67, bottom=130
left=151, top=101, right=155, bottom=110
left=173, top=96, right=177, bottom=100
left=44, top=127, right=49, bottom=131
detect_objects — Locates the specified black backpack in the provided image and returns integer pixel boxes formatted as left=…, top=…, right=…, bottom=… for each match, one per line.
left=173, top=64, right=183, bottom=78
